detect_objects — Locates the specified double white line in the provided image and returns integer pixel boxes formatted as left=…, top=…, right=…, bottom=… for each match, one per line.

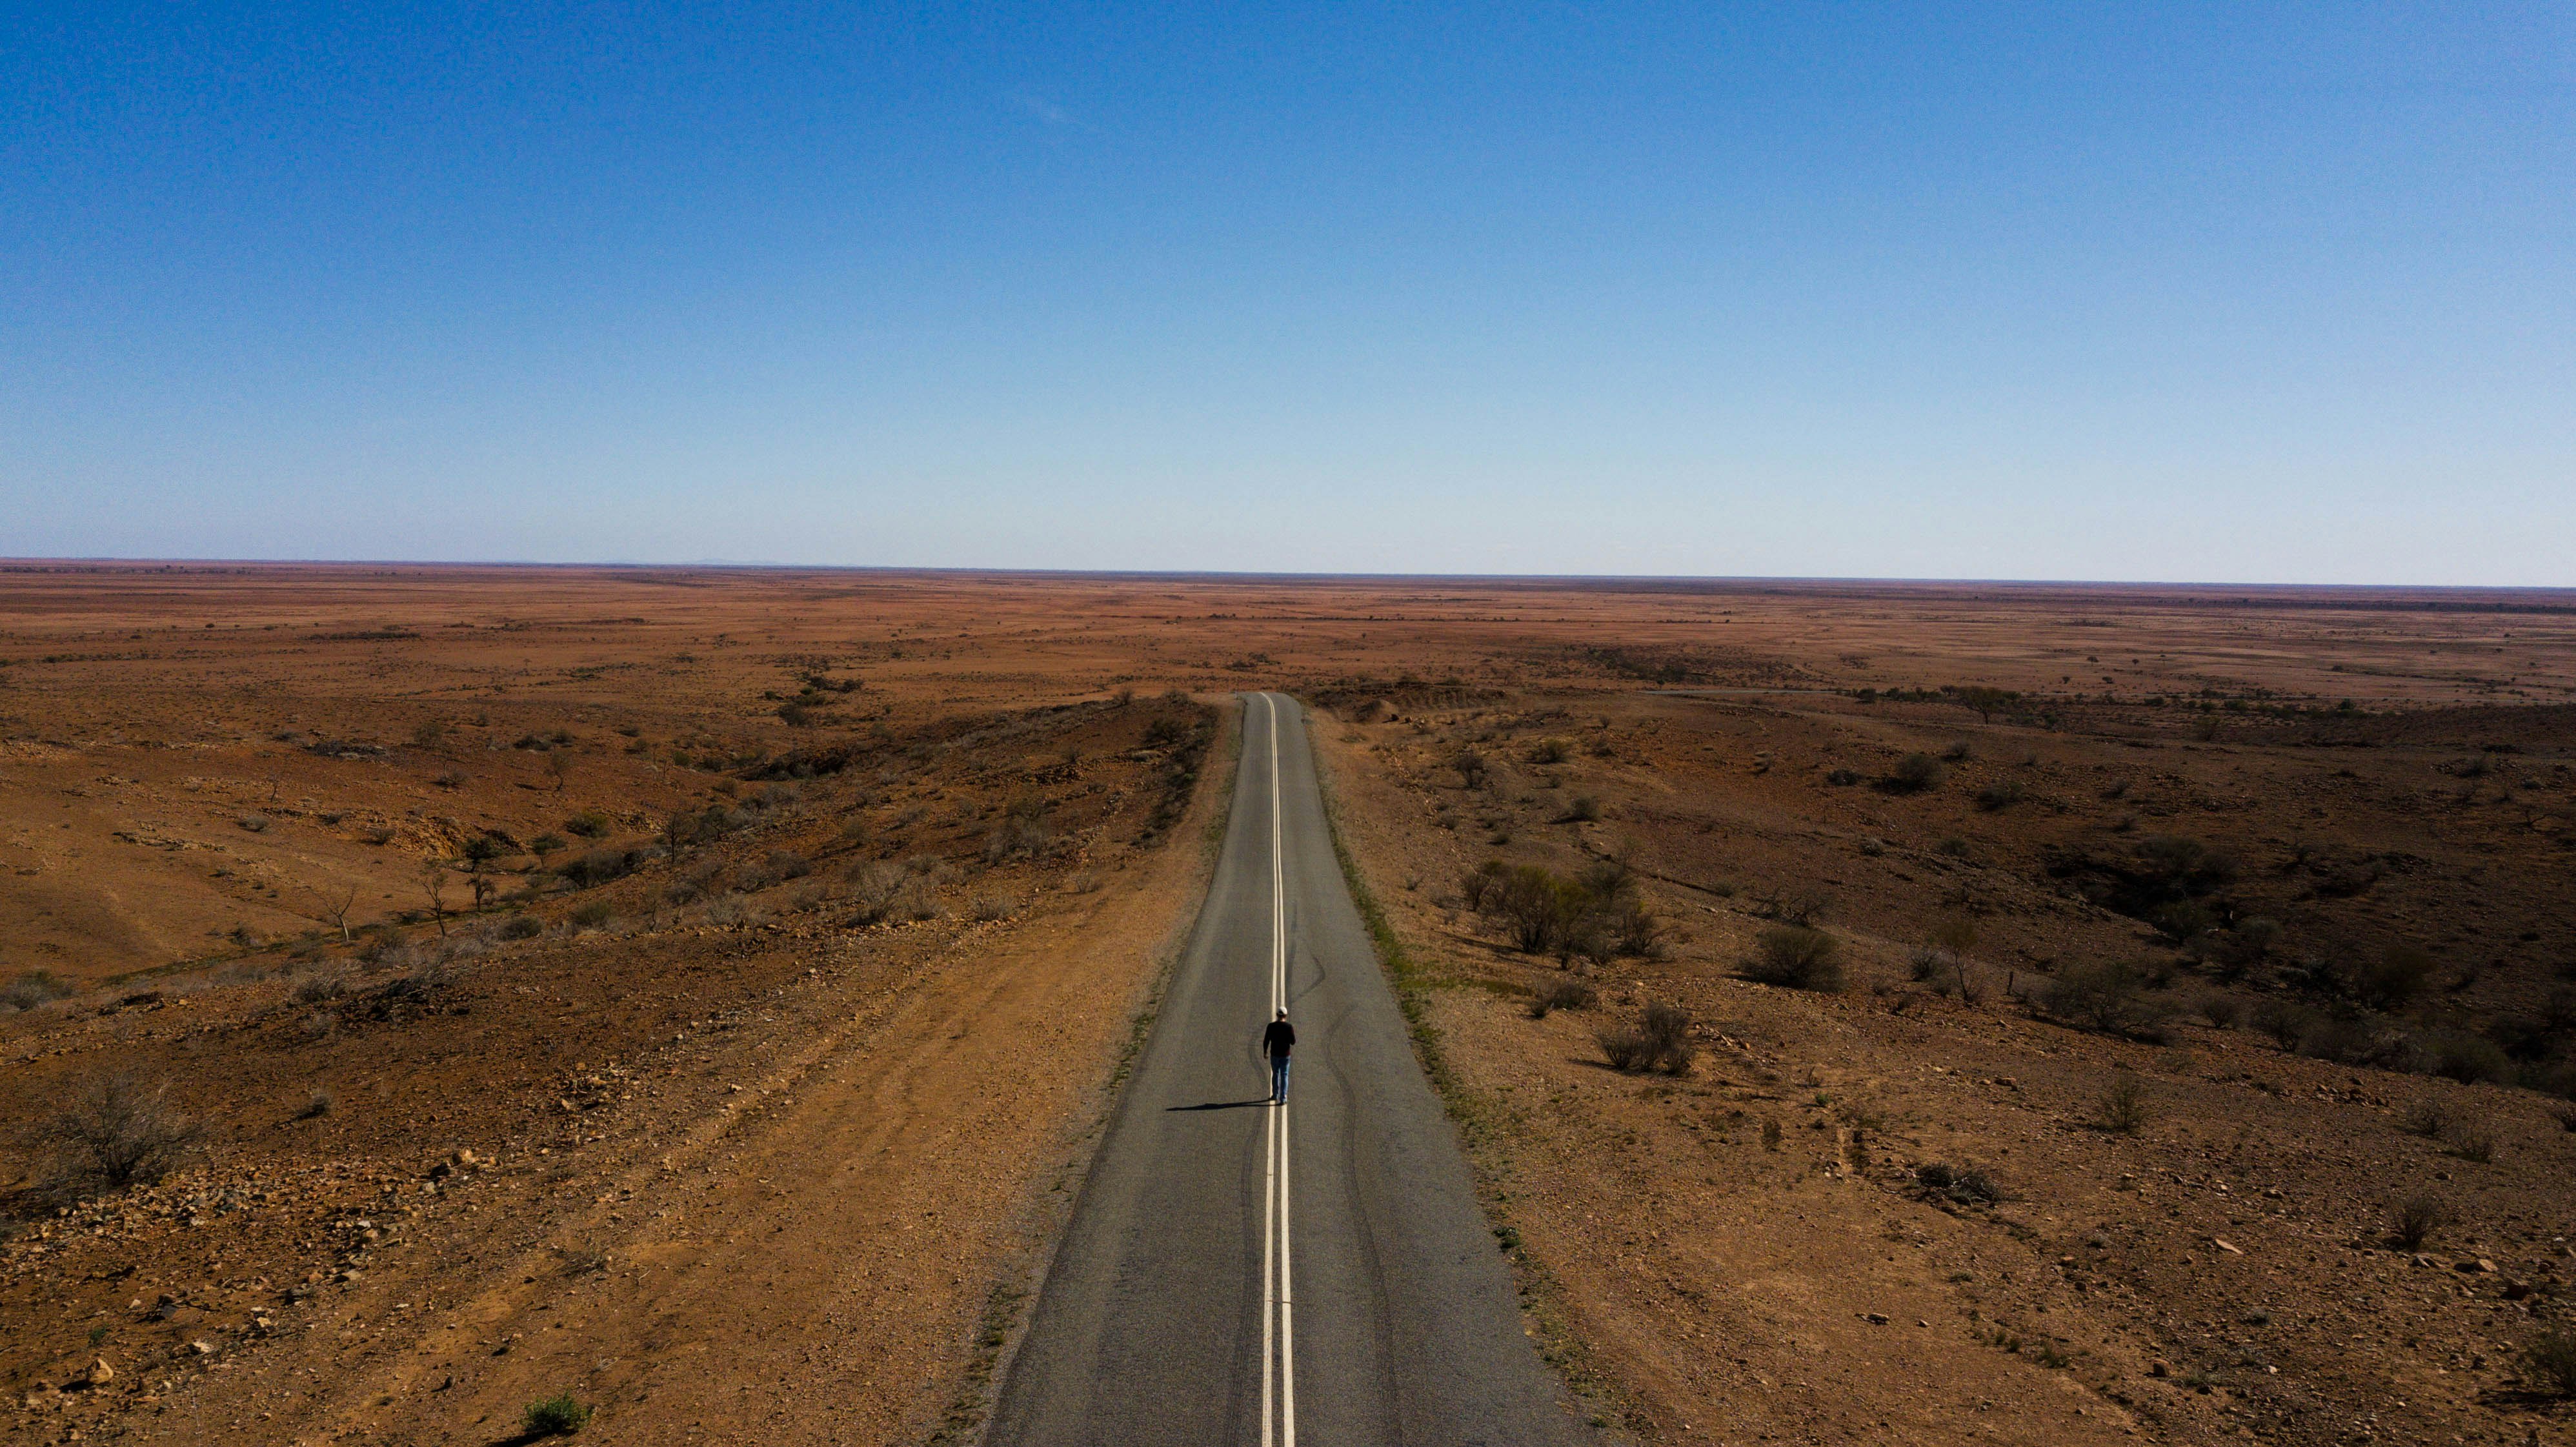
left=1260, top=694, right=1296, bottom=1447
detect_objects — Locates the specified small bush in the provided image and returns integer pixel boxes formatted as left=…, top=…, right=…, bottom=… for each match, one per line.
left=2038, top=961, right=2171, bottom=1042
left=1528, top=978, right=1597, bottom=1018
left=1917, top=1162, right=2001, bottom=1205
left=1973, top=780, right=2024, bottom=811
left=2426, top=1031, right=2510, bottom=1085
left=2446, top=1120, right=2495, bottom=1164
left=557, top=846, right=649, bottom=889
left=297, top=1089, right=334, bottom=1119
left=2251, top=1000, right=2310, bottom=1050
left=563, top=812, right=612, bottom=839
left=2198, top=995, right=2242, bottom=1029
left=2359, top=945, right=2435, bottom=1012
left=1744, top=926, right=1842, bottom=991
left=2391, top=1193, right=2445, bottom=1250
left=522, top=1394, right=592, bottom=1436
left=569, top=900, right=614, bottom=929
left=41, top=1073, right=204, bottom=1197
left=2403, top=1099, right=2450, bottom=1138
left=1063, top=870, right=1102, bottom=895
left=1600, top=1002, right=1693, bottom=1073
left=1530, top=737, right=1571, bottom=765
left=1886, top=753, right=1945, bottom=793
left=1560, top=794, right=1601, bottom=824
left=983, top=813, right=1053, bottom=864
left=896, top=876, right=941, bottom=921
left=2523, top=1331, right=2576, bottom=1397
left=846, top=862, right=907, bottom=924
left=499, top=913, right=543, bottom=940
left=237, top=813, right=270, bottom=833
left=1, top=970, right=75, bottom=1012
left=530, top=834, right=567, bottom=857
left=971, top=894, right=1019, bottom=922
left=2097, top=1074, right=2150, bottom=1135
left=293, top=973, right=349, bottom=1004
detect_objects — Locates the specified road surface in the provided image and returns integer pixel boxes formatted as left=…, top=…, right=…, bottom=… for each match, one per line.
left=985, top=693, right=1585, bottom=1446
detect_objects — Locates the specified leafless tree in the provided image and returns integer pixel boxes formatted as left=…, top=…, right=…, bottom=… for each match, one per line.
left=317, top=883, right=359, bottom=942
left=418, top=860, right=452, bottom=936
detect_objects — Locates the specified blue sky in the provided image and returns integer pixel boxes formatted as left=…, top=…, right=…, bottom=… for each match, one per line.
left=3, top=3, right=2569, bottom=582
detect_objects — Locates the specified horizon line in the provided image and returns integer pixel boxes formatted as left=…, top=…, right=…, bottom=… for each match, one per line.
left=1, top=556, right=2570, bottom=598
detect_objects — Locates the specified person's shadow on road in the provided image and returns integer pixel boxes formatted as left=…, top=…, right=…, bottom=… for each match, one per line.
left=1167, top=1098, right=1273, bottom=1112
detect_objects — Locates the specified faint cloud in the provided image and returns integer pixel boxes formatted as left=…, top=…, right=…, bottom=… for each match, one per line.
left=1009, top=91, right=1087, bottom=130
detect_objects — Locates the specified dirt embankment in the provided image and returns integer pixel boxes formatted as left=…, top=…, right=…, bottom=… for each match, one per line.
left=3, top=690, right=1236, bottom=1446
left=1311, top=686, right=2576, bottom=1447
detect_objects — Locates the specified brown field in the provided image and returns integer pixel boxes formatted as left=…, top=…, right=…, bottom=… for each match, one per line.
left=4, top=562, right=2574, bottom=1445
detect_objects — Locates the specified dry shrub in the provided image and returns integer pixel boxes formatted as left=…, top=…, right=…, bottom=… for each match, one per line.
left=983, top=814, right=1052, bottom=864
left=1744, top=926, right=1842, bottom=991
left=293, top=972, right=350, bottom=1005
left=41, top=1073, right=204, bottom=1197
left=1886, top=753, right=1945, bottom=793
left=845, top=862, right=906, bottom=924
left=2524, top=1331, right=2576, bottom=1397
left=2097, top=1074, right=2150, bottom=1135
left=1527, top=978, right=1597, bottom=1019
left=1600, top=1002, right=1693, bottom=1074
left=2392, top=1193, right=2445, bottom=1250
left=1, top=971, right=75, bottom=1013
left=2037, top=961, right=2172, bottom=1042
left=971, top=893, right=1019, bottom=922
left=1916, top=1161, right=2001, bottom=1204
left=898, top=876, right=942, bottom=920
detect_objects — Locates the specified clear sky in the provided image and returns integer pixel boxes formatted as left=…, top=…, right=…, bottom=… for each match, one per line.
left=3, top=3, right=2569, bottom=583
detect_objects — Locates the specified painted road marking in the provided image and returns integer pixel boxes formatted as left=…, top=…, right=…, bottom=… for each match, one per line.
left=1260, top=694, right=1296, bottom=1447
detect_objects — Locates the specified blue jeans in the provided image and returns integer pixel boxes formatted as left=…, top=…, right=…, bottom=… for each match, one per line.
left=1270, top=1055, right=1291, bottom=1103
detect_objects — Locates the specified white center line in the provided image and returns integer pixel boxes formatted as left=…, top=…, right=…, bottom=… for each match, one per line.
left=1260, top=694, right=1297, bottom=1447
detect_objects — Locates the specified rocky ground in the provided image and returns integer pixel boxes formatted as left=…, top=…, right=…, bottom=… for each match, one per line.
left=1, top=636, right=1233, bottom=1443
left=1311, top=682, right=2576, bottom=1446
left=4, top=564, right=2573, bottom=1446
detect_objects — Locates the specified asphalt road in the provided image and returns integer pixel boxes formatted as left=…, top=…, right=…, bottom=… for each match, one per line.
left=987, top=693, right=1584, bottom=1447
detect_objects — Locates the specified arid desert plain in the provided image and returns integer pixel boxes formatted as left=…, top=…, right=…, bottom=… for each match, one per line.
left=5, top=562, right=2575, bottom=1446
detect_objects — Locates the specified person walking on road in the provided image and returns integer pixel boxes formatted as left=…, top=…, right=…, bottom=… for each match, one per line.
left=1262, top=1009, right=1295, bottom=1105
